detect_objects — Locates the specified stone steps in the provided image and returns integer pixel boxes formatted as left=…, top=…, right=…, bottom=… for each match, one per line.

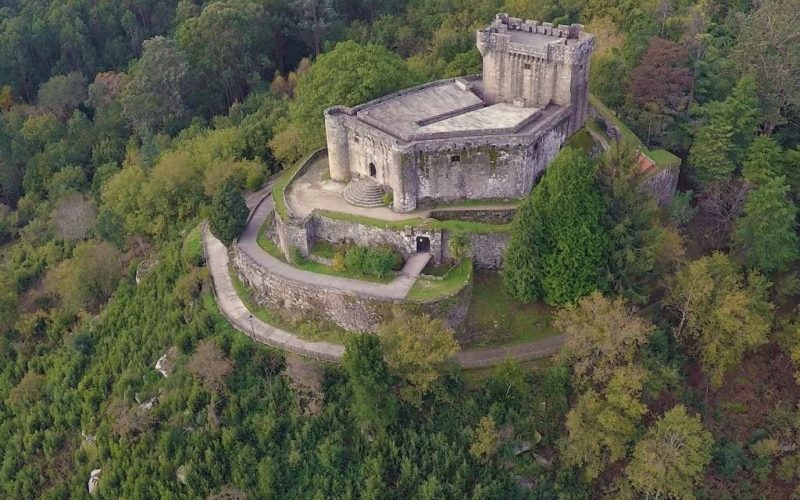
left=343, top=178, right=387, bottom=208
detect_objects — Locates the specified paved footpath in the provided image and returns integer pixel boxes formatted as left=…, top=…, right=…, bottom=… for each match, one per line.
left=238, top=196, right=421, bottom=300
left=203, top=190, right=565, bottom=367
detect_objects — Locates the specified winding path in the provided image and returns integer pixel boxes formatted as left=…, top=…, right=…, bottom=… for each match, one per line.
left=238, top=196, right=425, bottom=300
left=203, top=189, right=564, bottom=367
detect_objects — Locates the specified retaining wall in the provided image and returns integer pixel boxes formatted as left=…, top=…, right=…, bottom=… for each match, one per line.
left=232, top=243, right=471, bottom=334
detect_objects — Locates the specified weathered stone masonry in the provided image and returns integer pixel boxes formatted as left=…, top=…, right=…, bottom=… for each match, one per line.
left=232, top=241, right=471, bottom=333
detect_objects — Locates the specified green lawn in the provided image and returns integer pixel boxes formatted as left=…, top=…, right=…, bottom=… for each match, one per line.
left=407, top=259, right=472, bottom=301
left=228, top=263, right=350, bottom=344
left=462, top=271, right=557, bottom=348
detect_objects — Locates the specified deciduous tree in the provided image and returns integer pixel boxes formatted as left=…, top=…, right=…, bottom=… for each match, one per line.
left=626, top=405, right=713, bottom=499
left=52, top=193, right=96, bottom=241
left=288, top=41, right=416, bottom=150
left=377, top=308, right=458, bottom=405
left=665, top=253, right=773, bottom=386
left=556, top=292, right=654, bottom=387
left=563, top=365, right=649, bottom=482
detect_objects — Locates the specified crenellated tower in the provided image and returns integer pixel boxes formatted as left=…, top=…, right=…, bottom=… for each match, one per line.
left=476, top=13, right=595, bottom=134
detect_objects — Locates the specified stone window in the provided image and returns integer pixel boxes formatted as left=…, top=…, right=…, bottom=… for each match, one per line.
left=354, top=135, right=360, bottom=143
left=450, top=155, right=461, bottom=162
left=369, top=163, right=377, bottom=177
left=524, top=63, right=531, bottom=70
left=533, top=142, right=539, bottom=151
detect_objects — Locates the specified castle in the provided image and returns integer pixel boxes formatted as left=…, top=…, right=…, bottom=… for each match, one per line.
left=324, top=13, right=595, bottom=213
left=232, top=15, right=612, bottom=335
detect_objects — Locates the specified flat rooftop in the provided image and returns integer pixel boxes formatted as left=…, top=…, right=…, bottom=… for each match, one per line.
left=508, top=30, right=575, bottom=47
left=354, top=80, right=557, bottom=142
left=419, top=103, right=540, bottom=134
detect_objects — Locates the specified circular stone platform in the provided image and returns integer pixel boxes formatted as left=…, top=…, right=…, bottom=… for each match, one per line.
left=343, top=177, right=387, bottom=208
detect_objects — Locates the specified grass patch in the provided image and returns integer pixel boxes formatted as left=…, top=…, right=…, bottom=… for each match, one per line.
left=407, top=259, right=472, bottom=301
left=229, top=263, right=350, bottom=344
left=293, top=257, right=394, bottom=284
left=256, top=221, right=285, bottom=260
left=644, top=149, right=681, bottom=169
left=182, top=224, right=204, bottom=266
left=317, top=209, right=512, bottom=234
left=310, top=239, right=336, bottom=259
left=461, top=271, right=557, bottom=348
left=421, top=262, right=453, bottom=277
left=565, top=127, right=595, bottom=155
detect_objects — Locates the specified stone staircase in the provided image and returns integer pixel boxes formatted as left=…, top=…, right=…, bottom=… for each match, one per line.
left=343, top=177, right=387, bottom=208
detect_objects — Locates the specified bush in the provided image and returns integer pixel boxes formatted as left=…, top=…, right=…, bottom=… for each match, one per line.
left=344, top=246, right=397, bottom=279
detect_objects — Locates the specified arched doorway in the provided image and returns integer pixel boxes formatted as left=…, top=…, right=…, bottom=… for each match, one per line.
left=416, top=236, right=431, bottom=253
left=369, top=163, right=377, bottom=177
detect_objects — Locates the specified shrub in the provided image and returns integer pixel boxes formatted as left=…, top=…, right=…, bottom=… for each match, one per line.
left=344, top=245, right=397, bottom=279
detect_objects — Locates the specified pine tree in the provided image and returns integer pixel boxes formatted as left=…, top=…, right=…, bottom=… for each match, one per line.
left=742, top=135, right=783, bottom=186
left=689, top=119, right=735, bottom=184
left=503, top=147, right=607, bottom=305
left=733, top=176, right=799, bottom=274
left=209, top=178, right=248, bottom=245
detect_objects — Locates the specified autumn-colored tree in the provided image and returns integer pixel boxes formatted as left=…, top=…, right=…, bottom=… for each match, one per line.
left=52, top=193, right=96, bottom=241
left=188, top=340, right=234, bottom=393
left=665, top=253, right=773, bottom=387
left=629, top=38, right=693, bottom=109
left=562, top=365, right=649, bottom=482
left=626, top=405, right=713, bottom=499
left=697, top=179, right=750, bottom=248
left=556, top=292, right=654, bottom=387
left=377, top=308, right=458, bottom=405
left=628, top=37, right=692, bottom=145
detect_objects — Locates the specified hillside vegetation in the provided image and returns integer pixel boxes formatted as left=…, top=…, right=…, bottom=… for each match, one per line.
left=1, top=0, right=799, bottom=497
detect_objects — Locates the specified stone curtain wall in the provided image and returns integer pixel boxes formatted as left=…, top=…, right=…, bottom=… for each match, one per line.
left=442, top=231, right=511, bottom=269
left=232, top=242, right=471, bottom=333
left=313, top=213, right=445, bottom=264
left=413, top=112, right=571, bottom=205
left=642, top=166, right=679, bottom=206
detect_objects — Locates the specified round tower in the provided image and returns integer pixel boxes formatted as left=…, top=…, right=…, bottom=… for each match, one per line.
left=324, top=107, right=351, bottom=182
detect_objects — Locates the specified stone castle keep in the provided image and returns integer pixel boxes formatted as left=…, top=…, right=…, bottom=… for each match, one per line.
left=324, top=13, right=595, bottom=213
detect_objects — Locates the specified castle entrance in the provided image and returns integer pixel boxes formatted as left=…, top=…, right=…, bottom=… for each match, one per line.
left=369, top=163, right=377, bottom=177
left=416, top=236, right=431, bottom=253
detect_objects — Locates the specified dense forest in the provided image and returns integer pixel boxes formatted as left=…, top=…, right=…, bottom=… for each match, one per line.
left=1, top=0, right=799, bottom=497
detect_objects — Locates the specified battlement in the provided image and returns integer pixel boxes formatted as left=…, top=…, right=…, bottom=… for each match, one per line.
left=477, top=13, right=591, bottom=60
